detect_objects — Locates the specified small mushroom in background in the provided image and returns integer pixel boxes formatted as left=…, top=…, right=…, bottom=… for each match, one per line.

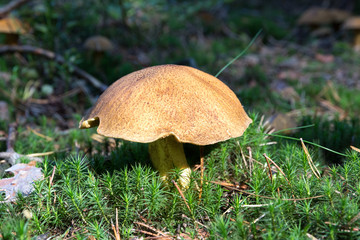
left=297, top=7, right=350, bottom=39
left=79, top=64, right=252, bottom=188
left=343, top=17, right=360, bottom=51
left=0, top=17, right=28, bottom=45
left=328, top=8, right=351, bottom=31
left=83, top=35, right=114, bottom=66
left=297, top=8, right=333, bottom=31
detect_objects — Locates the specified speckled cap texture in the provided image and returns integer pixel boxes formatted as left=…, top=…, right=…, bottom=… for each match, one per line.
left=79, top=64, right=252, bottom=145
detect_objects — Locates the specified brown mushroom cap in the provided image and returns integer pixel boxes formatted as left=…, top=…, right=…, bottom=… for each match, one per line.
left=343, top=17, right=360, bottom=30
left=0, top=17, right=27, bottom=34
left=329, top=9, right=351, bottom=23
left=297, top=8, right=332, bottom=26
left=80, top=64, right=252, bottom=145
left=84, top=35, right=114, bottom=52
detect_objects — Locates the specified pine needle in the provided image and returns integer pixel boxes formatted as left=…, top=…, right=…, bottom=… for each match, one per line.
left=300, top=138, right=321, bottom=179
left=215, top=29, right=262, bottom=78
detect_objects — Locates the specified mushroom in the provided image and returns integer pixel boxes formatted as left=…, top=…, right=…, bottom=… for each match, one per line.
left=343, top=17, right=360, bottom=51
left=79, top=64, right=252, bottom=188
left=329, top=8, right=351, bottom=31
left=84, top=35, right=114, bottom=65
left=0, top=17, right=28, bottom=45
left=297, top=8, right=332, bottom=31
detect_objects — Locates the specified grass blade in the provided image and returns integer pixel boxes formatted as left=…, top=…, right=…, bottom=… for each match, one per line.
left=215, top=29, right=262, bottom=78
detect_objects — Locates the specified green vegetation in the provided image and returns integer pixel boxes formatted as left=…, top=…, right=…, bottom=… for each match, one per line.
left=1, top=0, right=360, bottom=239
left=1, top=115, right=360, bottom=238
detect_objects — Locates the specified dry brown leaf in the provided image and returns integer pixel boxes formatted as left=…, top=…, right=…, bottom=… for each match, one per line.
left=350, top=145, right=360, bottom=153
left=315, top=53, right=335, bottom=63
left=0, top=163, right=43, bottom=202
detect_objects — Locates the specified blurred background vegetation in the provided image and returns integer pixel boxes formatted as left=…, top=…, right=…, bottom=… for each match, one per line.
left=1, top=0, right=360, bottom=162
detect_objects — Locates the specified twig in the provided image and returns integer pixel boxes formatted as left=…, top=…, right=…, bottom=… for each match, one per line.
left=263, top=154, right=273, bottom=182
left=211, top=181, right=325, bottom=201
left=135, top=229, right=159, bottom=237
left=247, top=147, right=253, bottom=177
left=181, top=214, right=208, bottom=228
left=27, top=126, right=53, bottom=141
left=26, top=151, right=55, bottom=157
left=0, top=152, right=43, bottom=165
left=28, top=88, right=81, bottom=104
left=252, top=213, right=266, bottom=224
left=49, top=166, right=56, bottom=186
left=237, top=143, right=247, bottom=168
left=347, top=212, right=360, bottom=226
left=135, top=222, right=167, bottom=237
left=241, top=203, right=272, bottom=208
left=111, top=208, right=121, bottom=240
left=0, top=0, right=30, bottom=18
left=6, top=123, right=16, bottom=152
left=263, top=153, right=291, bottom=186
left=259, top=141, right=277, bottom=146
left=306, top=233, right=319, bottom=240
left=300, top=138, right=321, bottom=179
left=0, top=45, right=108, bottom=91
left=172, top=180, right=191, bottom=214
left=0, top=123, right=45, bottom=165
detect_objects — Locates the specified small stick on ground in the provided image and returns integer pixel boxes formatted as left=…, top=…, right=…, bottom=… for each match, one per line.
left=211, top=181, right=325, bottom=201
left=49, top=166, right=56, bottom=186
left=238, top=143, right=247, bottom=167
left=347, top=212, right=360, bottom=226
left=0, top=0, right=30, bottom=18
left=252, top=213, right=266, bottom=224
left=198, top=146, right=204, bottom=202
left=263, top=154, right=273, bottom=182
left=48, top=166, right=57, bottom=205
left=300, top=138, right=321, bottom=179
left=0, top=152, right=43, bottom=165
left=6, top=122, right=16, bottom=152
left=135, top=221, right=168, bottom=237
left=263, top=153, right=291, bottom=185
left=111, top=208, right=121, bottom=240
left=27, top=126, right=53, bottom=141
left=0, top=45, right=108, bottom=91
left=0, top=122, right=43, bottom=164
left=172, top=180, right=191, bottom=214
left=247, top=147, right=253, bottom=177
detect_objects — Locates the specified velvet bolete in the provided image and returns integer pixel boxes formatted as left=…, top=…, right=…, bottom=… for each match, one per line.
left=344, top=17, right=360, bottom=51
left=84, top=35, right=114, bottom=52
left=84, top=35, right=114, bottom=66
left=0, top=17, right=28, bottom=45
left=79, top=64, right=252, bottom=187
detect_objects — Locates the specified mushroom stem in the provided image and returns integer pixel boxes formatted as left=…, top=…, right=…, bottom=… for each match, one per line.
left=148, top=135, right=191, bottom=188
left=353, top=30, right=360, bottom=51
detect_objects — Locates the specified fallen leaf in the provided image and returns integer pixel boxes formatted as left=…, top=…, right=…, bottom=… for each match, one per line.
left=0, top=163, right=43, bottom=202
left=350, top=146, right=360, bottom=153
left=315, top=53, right=334, bottom=63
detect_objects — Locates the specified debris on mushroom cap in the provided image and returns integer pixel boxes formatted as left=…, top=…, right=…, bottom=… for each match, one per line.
left=80, top=64, right=252, bottom=145
left=343, top=17, right=360, bottom=29
left=84, top=35, right=114, bottom=52
left=297, top=8, right=332, bottom=26
left=0, top=17, right=28, bottom=34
